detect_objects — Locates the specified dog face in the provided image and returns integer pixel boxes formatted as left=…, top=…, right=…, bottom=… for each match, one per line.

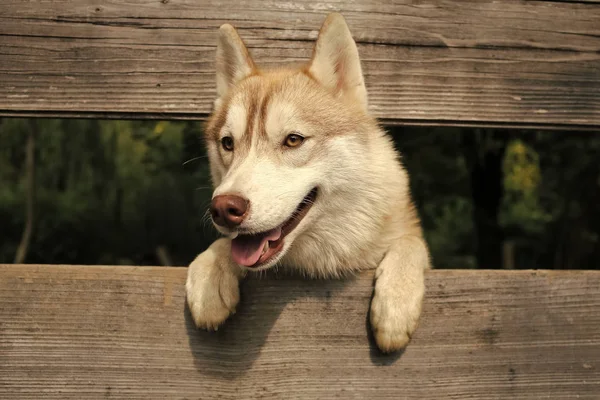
left=205, top=14, right=372, bottom=270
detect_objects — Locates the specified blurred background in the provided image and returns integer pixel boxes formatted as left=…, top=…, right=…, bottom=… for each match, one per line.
left=1, top=118, right=598, bottom=269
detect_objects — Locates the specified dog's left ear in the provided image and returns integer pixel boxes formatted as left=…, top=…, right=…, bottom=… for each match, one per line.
left=215, top=24, right=256, bottom=104
left=308, top=13, right=368, bottom=111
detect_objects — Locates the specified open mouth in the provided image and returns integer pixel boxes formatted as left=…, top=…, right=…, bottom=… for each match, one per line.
left=230, top=187, right=318, bottom=268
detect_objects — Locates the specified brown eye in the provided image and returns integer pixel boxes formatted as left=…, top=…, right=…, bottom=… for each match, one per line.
left=284, top=133, right=305, bottom=148
left=221, top=136, right=234, bottom=151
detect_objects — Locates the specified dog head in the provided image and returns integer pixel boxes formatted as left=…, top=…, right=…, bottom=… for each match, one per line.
left=205, top=13, right=374, bottom=270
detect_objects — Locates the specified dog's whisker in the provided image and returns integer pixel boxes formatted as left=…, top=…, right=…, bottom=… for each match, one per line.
left=182, top=155, right=208, bottom=166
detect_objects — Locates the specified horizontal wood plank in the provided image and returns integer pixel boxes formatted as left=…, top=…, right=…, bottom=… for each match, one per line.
left=0, top=1, right=599, bottom=128
left=0, top=264, right=598, bottom=399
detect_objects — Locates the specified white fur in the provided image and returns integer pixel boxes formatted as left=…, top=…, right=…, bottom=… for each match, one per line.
left=187, top=13, right=430, bottom=353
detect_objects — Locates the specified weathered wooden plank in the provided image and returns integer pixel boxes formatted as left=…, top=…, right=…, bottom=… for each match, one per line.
left=0, top=1, right=599, bottom=128
left=0, top=265, right=598, bottom=399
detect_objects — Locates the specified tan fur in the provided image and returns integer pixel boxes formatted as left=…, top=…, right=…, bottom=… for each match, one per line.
left=187, top=13, right=430, bottom=353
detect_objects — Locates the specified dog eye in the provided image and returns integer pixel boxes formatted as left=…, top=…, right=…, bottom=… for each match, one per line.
left=284, top=133, right=304, bottom=148
left=221, top=136, right=234, bottom=151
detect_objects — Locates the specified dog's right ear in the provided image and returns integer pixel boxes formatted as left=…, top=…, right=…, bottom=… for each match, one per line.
left=215, top=24, right=256, bottom=105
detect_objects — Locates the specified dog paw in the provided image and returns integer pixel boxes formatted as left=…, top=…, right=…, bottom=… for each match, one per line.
left=369, top=280, right=423, bottom=353
left=186, top=240, right=240, bottom=330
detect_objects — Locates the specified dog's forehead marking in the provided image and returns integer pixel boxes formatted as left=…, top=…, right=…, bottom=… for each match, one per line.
left=222, top=80, right=261, bottom=142
left=249, top=75, right=305, bottom=142
left=225, top=78, right=273, bottom=148
left=245, top=90, right=260, bottom=147
left=257, top=89, right=272, bottom=139
left=220, top=72, right=334, bottom=150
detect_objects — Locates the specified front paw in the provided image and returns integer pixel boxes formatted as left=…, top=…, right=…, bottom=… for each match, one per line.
left=186, top=240, right=241, bottom=330
left=370, top=279, right=423, bottom=353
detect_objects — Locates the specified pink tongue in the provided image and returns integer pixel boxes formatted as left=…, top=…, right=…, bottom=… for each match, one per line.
left=231, top=227, right=282, bottom=267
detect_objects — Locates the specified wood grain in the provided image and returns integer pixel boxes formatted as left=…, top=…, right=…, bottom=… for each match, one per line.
left=0, top=0, right=599, bottom=128
left=0, top=264, right=598, bottom=399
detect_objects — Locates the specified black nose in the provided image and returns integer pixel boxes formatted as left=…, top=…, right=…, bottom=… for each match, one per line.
left=210, top=194, right=249, bottom=228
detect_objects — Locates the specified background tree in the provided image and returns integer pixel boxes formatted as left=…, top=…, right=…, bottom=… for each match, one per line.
left=13, top=120, right=37, bottom=263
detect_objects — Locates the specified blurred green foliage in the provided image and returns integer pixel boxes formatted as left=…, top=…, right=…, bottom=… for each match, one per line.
left=0, top=119, right=216, bottom=266
left=392, top=126, right=600, bottom=269
left=0, top=119, right=598, bottom=269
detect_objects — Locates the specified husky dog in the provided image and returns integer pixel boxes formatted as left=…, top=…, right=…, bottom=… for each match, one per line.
left=186, top=13, right=430, bottom=352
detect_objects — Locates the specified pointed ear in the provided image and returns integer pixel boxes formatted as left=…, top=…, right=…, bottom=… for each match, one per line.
left=215, top=24, right=256, bottom=101
left=308, top=13, right=368, bottom=110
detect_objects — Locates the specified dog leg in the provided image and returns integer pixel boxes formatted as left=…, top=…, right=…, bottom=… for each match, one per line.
left=186, top=238, right=245, bottom=330
left=370, top=235, right=429, bottom=352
